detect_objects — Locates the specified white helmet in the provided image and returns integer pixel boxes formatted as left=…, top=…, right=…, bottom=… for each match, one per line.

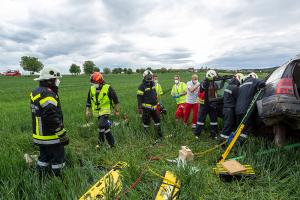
left=206, top=69, right=218, bottom=79
left=248, top=72, right=258, bottom=79
left=143, top=70, right=153, bottom=78
left=34, top=67, right=61, bottom=81
left=234, top=73, right=244, bottom=84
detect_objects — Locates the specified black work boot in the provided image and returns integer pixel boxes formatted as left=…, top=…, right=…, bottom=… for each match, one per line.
left=154, top=125, right=163, bottom=138
left=209, top=133, right=218, bottom=140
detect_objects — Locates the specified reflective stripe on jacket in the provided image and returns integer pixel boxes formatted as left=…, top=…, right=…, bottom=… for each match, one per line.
left=142, top=103, right=157, bottom=110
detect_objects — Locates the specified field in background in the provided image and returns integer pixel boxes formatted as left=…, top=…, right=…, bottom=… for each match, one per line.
left=0, top=73, right=299, bottom=199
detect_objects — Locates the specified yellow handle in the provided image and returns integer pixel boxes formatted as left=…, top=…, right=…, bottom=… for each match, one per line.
left=218, top=124, right=245, bottom=163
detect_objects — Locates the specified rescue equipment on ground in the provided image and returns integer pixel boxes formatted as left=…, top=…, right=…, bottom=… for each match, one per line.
left=178, top=146, right=194, bottom=162
left=213, top=162, right=255, bottom=182
left=79, top=162, right=128, bottom=200
left=218, top=89, right=264, bottom=162
left=151, top=170, right=181, bottom=200
left=215, top=89, right=264, bottom=181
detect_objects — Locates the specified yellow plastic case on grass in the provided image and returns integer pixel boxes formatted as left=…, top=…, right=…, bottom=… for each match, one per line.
left=152, top=171, right=181, bottom=200
left=79, top=162, right=128, bottom=200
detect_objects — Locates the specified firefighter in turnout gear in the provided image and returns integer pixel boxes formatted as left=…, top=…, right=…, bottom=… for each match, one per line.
left=194, top=70, right=220, bottom=140
left=137, top=70, right=163, bottom=138
left=219, top=73, right=243, bottom=142
left=30, top=67, right=68, bottom=177
left=235, top=72, right=265, bottom=143
left=171, top=75, right=187, bottom=120
left=85, top=72, right=120, bottom=148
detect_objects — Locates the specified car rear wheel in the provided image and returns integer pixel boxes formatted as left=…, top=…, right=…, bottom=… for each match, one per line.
left=273, top=123, right=286, bottom=147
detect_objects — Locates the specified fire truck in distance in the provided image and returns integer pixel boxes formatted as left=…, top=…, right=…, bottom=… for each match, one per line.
left=1, top=70, right=21, bottom=76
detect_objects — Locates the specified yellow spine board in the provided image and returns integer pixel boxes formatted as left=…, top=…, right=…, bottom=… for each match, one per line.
left=153, top=171, right=181, bottom=200
left=79, top=162, right=127, bottom=200
left=212, top=163, right=255, bottom=175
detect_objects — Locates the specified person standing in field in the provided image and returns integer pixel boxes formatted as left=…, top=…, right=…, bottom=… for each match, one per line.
left=194, top=70, right=220, bottom=140
left=184, top=74, right=200, bottom=129
left=234, top=72, right=265, bottom=144
left=30, top=67, right=68, bottom=177
left=85, top=72, right=120, bottom=148
left=171, top=75, right=187, bottom=121
left=153, top=74, right=165, bottom=114
left=137, top=70, right=163, bottom=139
left=219, top=73, right=243, bottom=143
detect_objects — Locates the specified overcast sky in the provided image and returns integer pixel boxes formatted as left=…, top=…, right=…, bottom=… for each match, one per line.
left=0, top=0, right=299, bottom=72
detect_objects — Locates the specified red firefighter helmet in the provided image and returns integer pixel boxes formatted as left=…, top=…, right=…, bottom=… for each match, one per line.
left=90, top=72, right=104, bottom=84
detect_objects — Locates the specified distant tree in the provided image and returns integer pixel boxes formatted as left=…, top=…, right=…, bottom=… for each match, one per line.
left=123, top=68, right=128, bottom=74
left=93, top=66, right=100, bottom=72
left=83, top=60, right=96, bottom=75
left=160, top=67, right=167, bottom=73
left=112, top=68, right=119, bottom=74
left=69, top=64, right=81, bottom=75
left=112, top=67, right=122, bottom=74
left=127, top=68, right=133, bottom=74
left=103, top=67, right=111, bottom=74
left=136, top=69, right=140, bottom=73
left=77, top=66, right=82, bottom=74
left=146, top=67, right=152, bottom=71
left=140, top=68, right=145, bottom=73
left=20, top=56, right=44, bottom=74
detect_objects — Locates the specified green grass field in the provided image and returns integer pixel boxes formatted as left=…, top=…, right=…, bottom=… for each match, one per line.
left=0, top=73, right=299, bottom=200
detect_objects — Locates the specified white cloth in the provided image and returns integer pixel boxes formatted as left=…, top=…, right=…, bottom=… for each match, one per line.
left=186, top=81, right=199, bottom=104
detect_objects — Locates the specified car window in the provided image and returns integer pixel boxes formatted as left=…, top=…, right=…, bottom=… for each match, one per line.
left=266, top=65, right=286, bottom=84
left=215, top=80, right=229, bottom=97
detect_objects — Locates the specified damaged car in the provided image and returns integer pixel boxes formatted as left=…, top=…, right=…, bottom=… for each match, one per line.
left=257, top=55, right=300, bottom=146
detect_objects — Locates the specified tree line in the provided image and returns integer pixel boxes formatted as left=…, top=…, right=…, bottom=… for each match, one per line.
left=21, top=55, right=267, bottom=76
left=19, top=56, right=202, bottom=75
left=19, top=56, right=135, bottom=75
left=19, top=56, right=103, bottom=75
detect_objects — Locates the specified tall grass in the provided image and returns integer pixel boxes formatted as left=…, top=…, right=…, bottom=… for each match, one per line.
left=0, top=73, right=299, bottom=199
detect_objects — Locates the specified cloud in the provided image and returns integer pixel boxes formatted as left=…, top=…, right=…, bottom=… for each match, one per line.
left=0, top=0, right=299, bottom=73
left=204, top=48, right=292, bottom=69
left=102, top=0, right=155, bottom=27
left=138, top=48, right=193, bottom=64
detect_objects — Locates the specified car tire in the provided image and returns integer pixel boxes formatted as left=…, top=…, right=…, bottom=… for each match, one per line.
left=273, top=123, right=286, bottom=147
